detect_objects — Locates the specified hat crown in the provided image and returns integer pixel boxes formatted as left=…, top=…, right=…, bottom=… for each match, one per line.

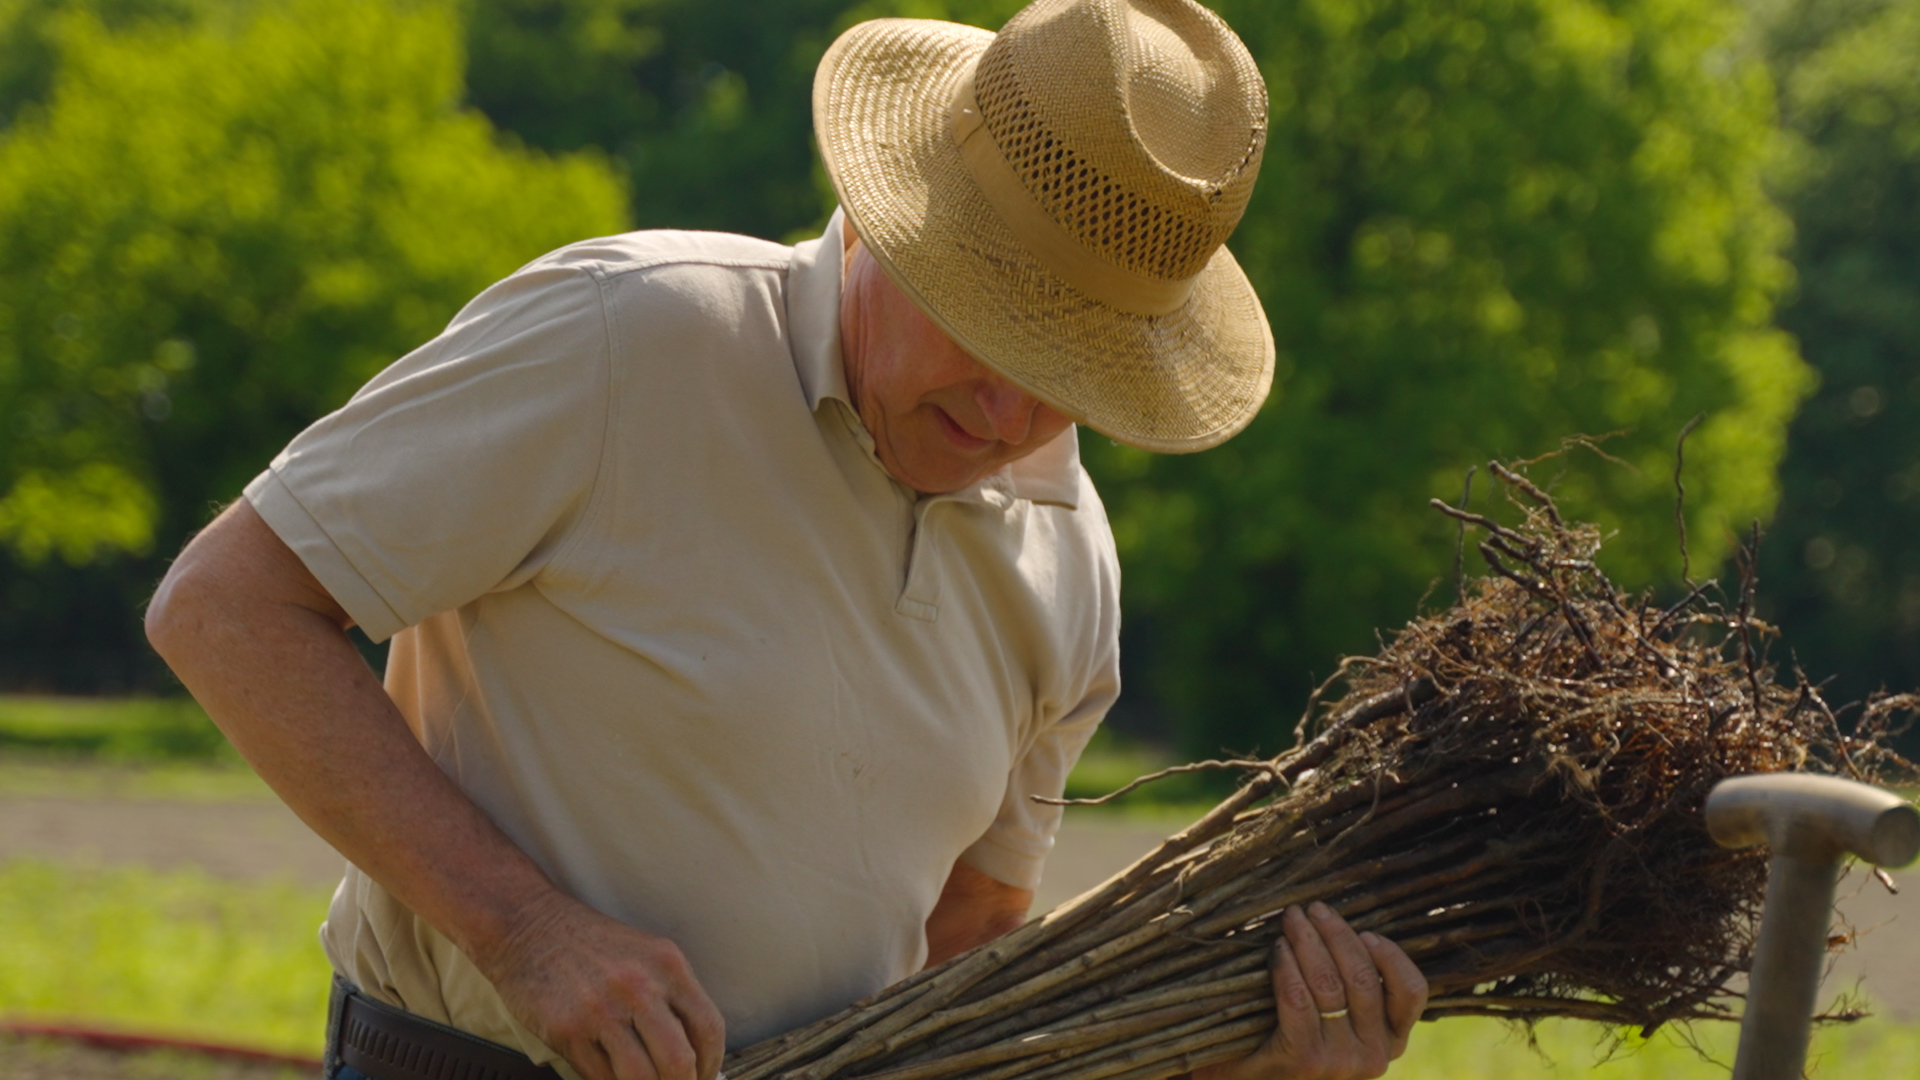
left=973, top=0, right=1267, bottom=283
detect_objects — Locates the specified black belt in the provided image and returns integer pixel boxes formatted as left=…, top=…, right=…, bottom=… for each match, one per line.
left=328, top=976, right=561, bottom=1080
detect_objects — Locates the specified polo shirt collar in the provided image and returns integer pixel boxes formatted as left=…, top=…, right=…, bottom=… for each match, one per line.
left=788, top=208, right=852, bottom=413
left=786, top=209, right=1085, bottom=511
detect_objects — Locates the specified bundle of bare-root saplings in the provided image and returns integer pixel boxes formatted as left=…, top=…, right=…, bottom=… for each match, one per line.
left=726, top=463, right=1915, bottom=1080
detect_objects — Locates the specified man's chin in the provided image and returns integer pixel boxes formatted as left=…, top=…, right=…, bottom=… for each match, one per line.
left=898, top=473, right=979, bottom=496
left=870, top=430, right=989, bottom=494
left=889, top=455, right=992, bottom=496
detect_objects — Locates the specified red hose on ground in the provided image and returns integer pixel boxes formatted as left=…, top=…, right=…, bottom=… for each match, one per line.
left=0, top=1018, right=323, bottom=1070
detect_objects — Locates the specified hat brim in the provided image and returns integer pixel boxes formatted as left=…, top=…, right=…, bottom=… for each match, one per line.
left=813, top=19, right=1276, bottom=454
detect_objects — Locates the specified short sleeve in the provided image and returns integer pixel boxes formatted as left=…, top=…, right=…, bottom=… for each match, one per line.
left=244, top=263, right=612, bottom=642
left=958, top=671, right=1118, bottom=890
left=959, top=509, right=1123, bottom=891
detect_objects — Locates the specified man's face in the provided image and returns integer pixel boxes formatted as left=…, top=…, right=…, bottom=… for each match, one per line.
left=840, top=243, right=1073, bottom=495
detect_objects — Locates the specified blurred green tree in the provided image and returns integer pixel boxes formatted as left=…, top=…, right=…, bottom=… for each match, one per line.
left=0, top=0, right=628, bottom=567
left=0, top=0, right=627, bottom=689
left=0, top=0, right=237, bottom=128
left=1749, top=0, right=1920, bottom=707
left=457, top=0, right=1051, bottom=240
left=461, top=0, right=850, bottom=240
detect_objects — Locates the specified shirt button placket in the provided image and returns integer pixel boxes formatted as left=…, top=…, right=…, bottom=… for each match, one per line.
left=896, top=496, right=948, bottom=622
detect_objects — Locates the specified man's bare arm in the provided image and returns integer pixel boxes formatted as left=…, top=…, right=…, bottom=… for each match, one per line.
left=922, top=859, right=1034, bottom=968
left=145, top=500, right=724, bottom=1080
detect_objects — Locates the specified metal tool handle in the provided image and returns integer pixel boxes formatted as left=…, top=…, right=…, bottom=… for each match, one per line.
left=1706, top=774, right=1920, bottom=1080
left=1707, top=773, right=1920, bottom=864
left=1733, top=852, right=1839, bottom=1080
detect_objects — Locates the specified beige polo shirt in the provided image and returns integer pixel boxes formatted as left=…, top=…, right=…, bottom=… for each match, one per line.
left=243, top=212, right=1121, bottom=1067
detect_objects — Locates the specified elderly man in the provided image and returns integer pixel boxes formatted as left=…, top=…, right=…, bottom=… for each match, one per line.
left=145, top=2, right=1426, bottom=1079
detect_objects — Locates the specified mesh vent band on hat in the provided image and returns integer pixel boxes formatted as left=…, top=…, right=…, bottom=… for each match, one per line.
left=970, top=10, right=1265, bottom=283
left=951, top=68, right=1195, bottom=316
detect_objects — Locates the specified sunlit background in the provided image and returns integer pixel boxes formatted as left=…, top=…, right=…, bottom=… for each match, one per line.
left=1, top=0, right=1917, bottom=1074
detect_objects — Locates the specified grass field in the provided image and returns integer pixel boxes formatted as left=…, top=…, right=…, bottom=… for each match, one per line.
left=0, top=696, right=240, bottom=764
left=0, top=695, right=270, bottom=802
left=0, top=860, right=332, bottom=1057
left=5, top=695, right=1919, bottom=1073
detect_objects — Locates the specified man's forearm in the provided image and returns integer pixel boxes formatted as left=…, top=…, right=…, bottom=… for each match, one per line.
left=148, top=501, right=728, bottom=1080
left=144, top=501, right=560, bottom=973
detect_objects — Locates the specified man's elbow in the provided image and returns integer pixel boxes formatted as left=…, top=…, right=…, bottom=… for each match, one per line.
left=144, top=500, right=353, bottom=670
left=144, top=548, right=213, bottom=667
left=145, top=503, right=248, bottom=666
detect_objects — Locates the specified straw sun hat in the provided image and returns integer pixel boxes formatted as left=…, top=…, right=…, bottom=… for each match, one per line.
left=814, top=0, right=1274, bottom=453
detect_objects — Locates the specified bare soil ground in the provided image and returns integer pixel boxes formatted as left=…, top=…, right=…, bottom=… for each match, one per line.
left=0, top=795, right=346, bottom=886
left=4, top=787, right=1917, bottom=1078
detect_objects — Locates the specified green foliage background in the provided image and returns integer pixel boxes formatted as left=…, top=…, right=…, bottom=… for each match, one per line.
left=0, top=0, right=629, bottom=688
left=1749, top=0, right=1920, bottom=709
left=0, top=0, right=627, bottom=563
left=0, top=0, right=1910, bottom=756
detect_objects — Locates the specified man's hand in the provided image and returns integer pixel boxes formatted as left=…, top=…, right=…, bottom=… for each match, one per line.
left=1195, top=903, right=1427, bottom=1080
left=480, top=891, right=726, bottom=1080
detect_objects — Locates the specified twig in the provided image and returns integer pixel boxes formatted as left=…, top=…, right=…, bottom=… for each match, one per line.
left=851, top=998, right=1238, bottom=1080
left=1674, top=413, right=1704, bottom=585
left=1510, top=432, right=1635, bottom=474
left=1033, top=759, right=1277, bottom=806
left=1735, top=522, right=1767, bottom=733
left=1427, top=499, right=1534, bottom=549
left=1478, top=540, right=1554, bottom=599
left=1651, top=579, right=1718, bottom=640
left=1489, top=461, right=1564, bottom=527
left=1292, top=657, right=1372, bottom=747
left=1454, top=465, right=1478, bottom=605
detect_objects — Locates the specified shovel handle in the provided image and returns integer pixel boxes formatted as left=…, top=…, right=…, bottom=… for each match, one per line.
left=1707, top=774, right=1920, bottom=1080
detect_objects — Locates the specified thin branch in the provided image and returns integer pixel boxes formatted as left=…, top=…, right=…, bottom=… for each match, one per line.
left=1033, top=760, right=1278, bottom=806
left=1510, top=431, right=1635, bottom=473
left=1651, top=579, right=1718, bottom=640
left=1489, top=461, right=1563, bottom=527
left=1674, top=413, right=1704, bottom=585
left=1454, top=465, right=1478, bottom=605
left=1735, top=522, right=1767, bottom=732
left=1427, top=498, right=1534, bottom=549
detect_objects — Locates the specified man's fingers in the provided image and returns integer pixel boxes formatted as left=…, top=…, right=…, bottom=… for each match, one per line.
left=674, top=993, right=728, bottom=1080
left=563, top=1036, right=624, bottom=1080
left=1267, top=936, right=1321, bottom=1058
left=630, top=1003, right=701, bottom=1080
left=1363, top=931, right=1430, bottom=1057
left=598, top=1027, right=664, bottom=1080
left=1281, top=905, right=1348, bottom=1015
left=1307, top=902, right=1387, bottom=1035
left=481, top=898, right=724, bottom=1080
